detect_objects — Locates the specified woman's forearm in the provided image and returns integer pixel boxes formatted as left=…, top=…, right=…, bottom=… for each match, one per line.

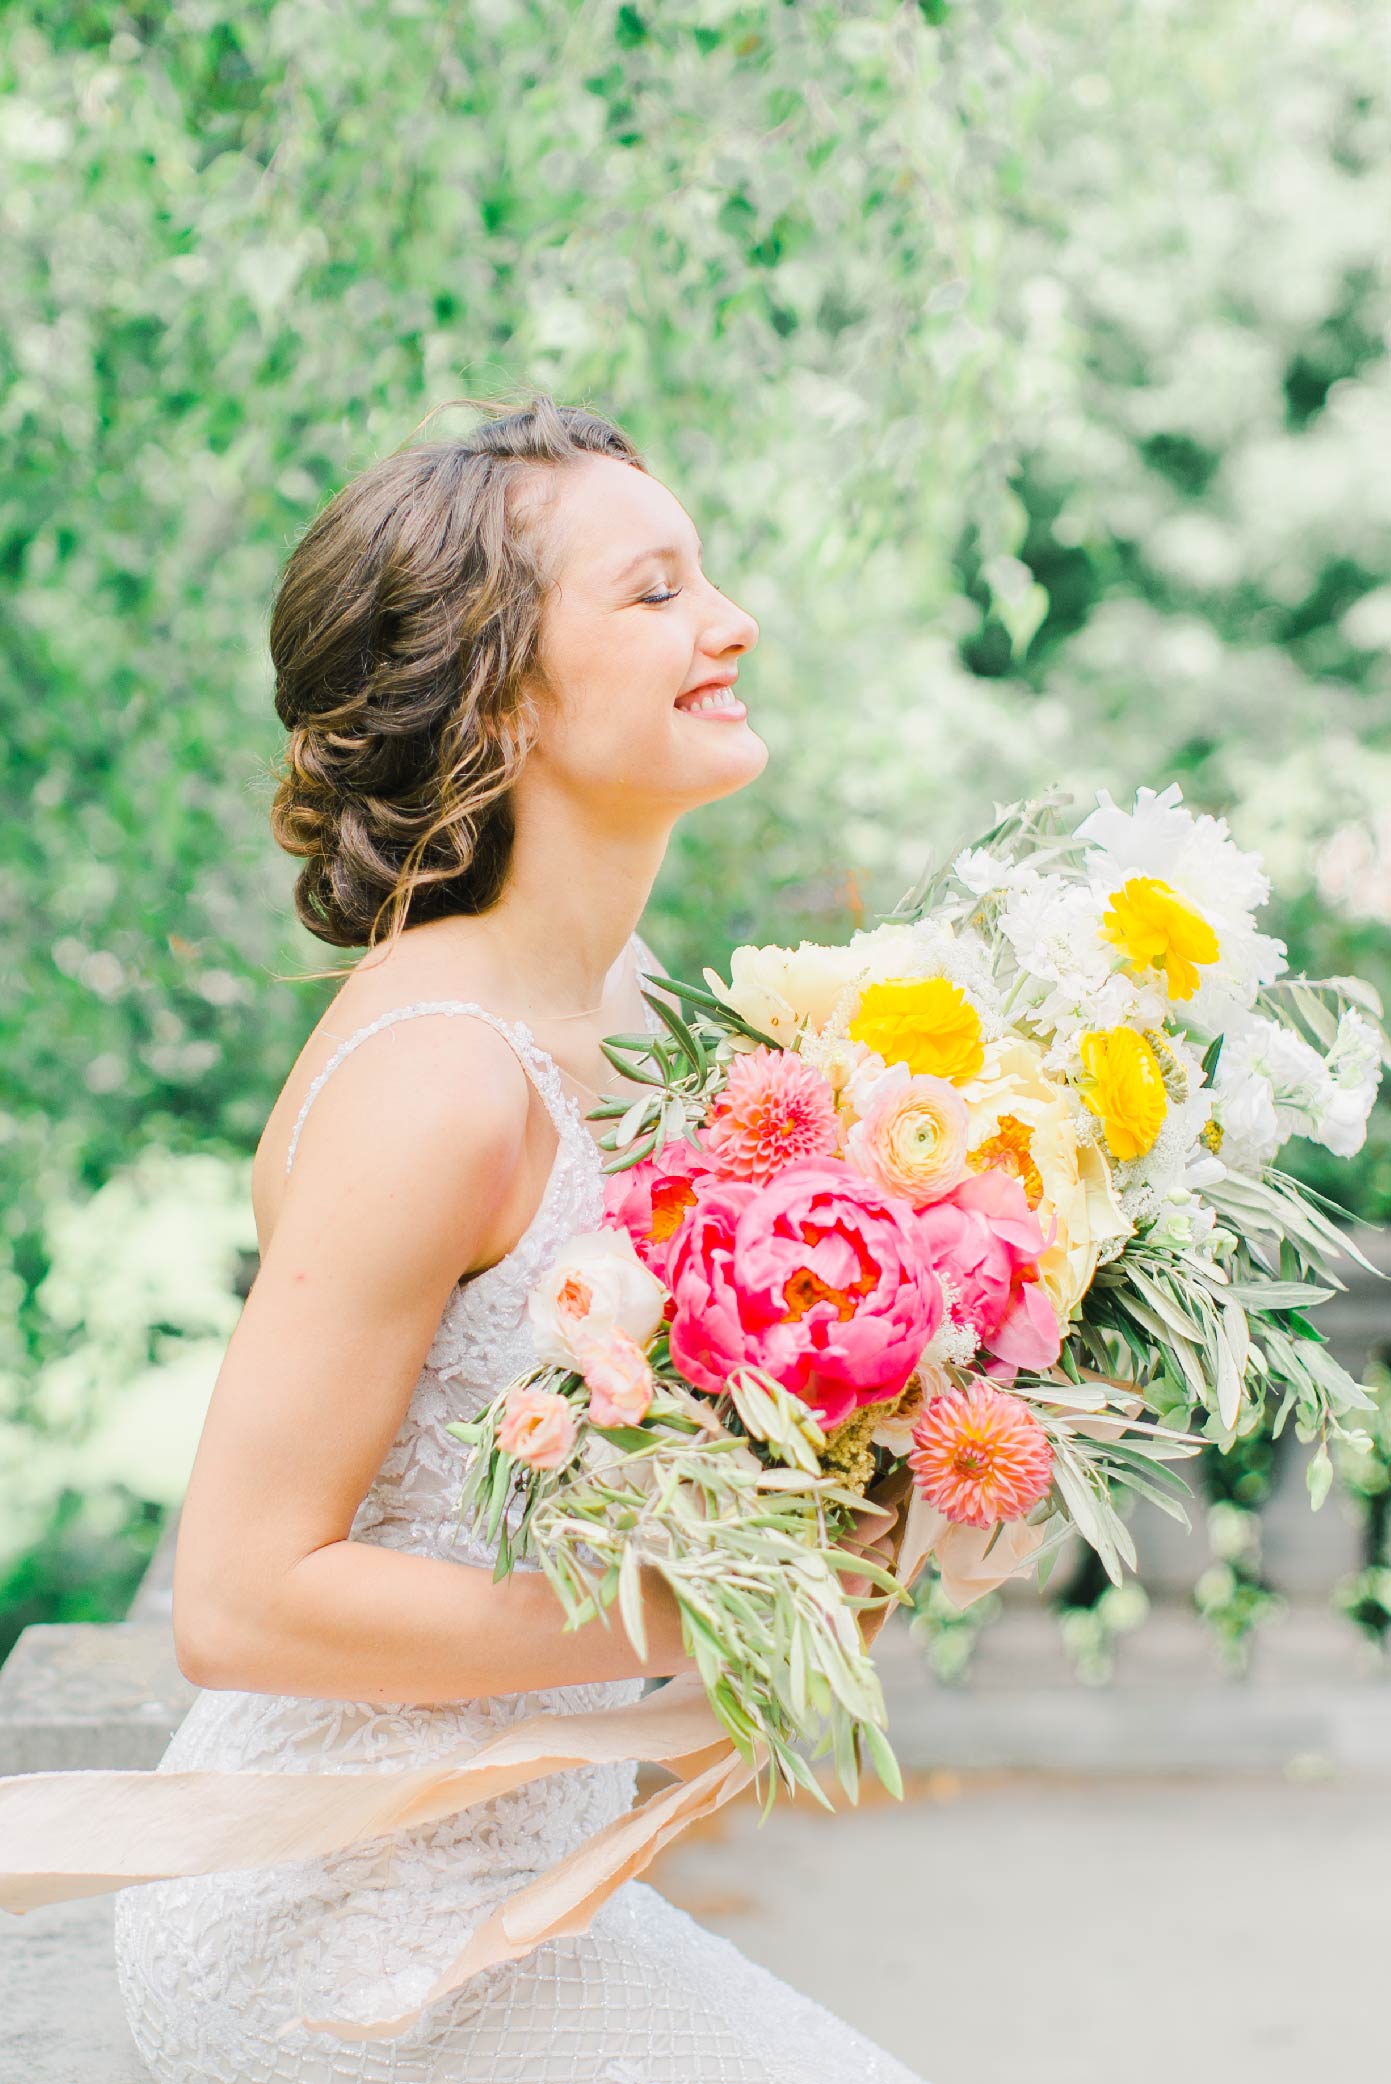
left=181, top=1537, right=695, bottom=1703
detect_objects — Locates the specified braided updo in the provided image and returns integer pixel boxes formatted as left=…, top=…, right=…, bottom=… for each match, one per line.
left=267, top=392, right=647, bottom=977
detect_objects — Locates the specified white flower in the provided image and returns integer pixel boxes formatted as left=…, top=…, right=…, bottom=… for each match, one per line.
left=1309, top=1008, right=1384, bottom=1158
left=1001, top=880, right=1164, bottom=1043
left=1210, top=1013, right=1343, bottom=1173
left=527, top=1229, right=666, bottom=1370
left=704, top=939, right=862, bottom=1043
left=1074, top=783, right=1287, bottom=1034
left=952, top=847, right=1039, bottom=899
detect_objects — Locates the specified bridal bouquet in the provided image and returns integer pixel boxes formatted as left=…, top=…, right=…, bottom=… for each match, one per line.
left=450, top=782, right=1388, bottom=1810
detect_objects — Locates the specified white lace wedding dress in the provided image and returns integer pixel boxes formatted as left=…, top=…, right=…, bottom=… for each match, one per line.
left=112, top=936, right=930, bottom=2083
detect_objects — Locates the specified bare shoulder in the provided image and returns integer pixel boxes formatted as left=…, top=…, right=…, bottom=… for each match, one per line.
left=253, top=924, right=540, bottom=1278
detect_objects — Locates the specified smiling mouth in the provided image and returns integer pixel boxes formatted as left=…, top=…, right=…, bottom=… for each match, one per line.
left=675, top=684, right=744, bottom=716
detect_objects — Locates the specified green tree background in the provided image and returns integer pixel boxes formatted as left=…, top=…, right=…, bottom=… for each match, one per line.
left=2, top=0, right=1388, bottom=1655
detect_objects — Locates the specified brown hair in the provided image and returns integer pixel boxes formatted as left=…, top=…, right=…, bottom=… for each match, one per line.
left=266, top=390, right=647, bottom=980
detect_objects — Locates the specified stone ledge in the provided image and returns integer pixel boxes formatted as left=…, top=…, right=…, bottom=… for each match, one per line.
left=0, top=1622, right=194, bottom=1776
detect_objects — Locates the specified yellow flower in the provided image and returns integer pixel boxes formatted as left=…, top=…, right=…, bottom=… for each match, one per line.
left=961, top=1038, right=1131, bottom=1323
left=1100, top=876, right=1220, bottom=1001
left=848, top=976, right=984, bottom=1085
left=1076, top=1027, right=1168, bottom=1161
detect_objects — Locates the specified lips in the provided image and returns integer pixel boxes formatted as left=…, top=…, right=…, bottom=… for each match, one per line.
left=675, top=675, right=740, bottom=713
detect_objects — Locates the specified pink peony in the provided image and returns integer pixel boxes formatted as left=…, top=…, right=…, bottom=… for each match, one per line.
left=908, top=1380, right=1054, bottom=1528
left=667, top=1157, right=943, bottom=1429
left=603, top=1138, right=713, bottom=1279
left=497, top=1384, right=579, bottom=1471
left=913, top=1169, right=1062, bottom=1377
left=579, top=1326, right=656, bottom=1428
left=699, top=1045, right=840, bottom=1184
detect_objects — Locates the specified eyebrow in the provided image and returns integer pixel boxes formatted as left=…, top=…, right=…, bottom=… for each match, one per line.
left=613, top=539, right=703, bottom=583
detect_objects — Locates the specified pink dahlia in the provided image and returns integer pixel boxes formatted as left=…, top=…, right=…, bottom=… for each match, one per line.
left=666, top=1157, right=943, bottom=1430
left=907, top=1382, right=1053, bottom=1528
left=603, top=1138, right=712, bottom=1279
left=699, top=1046, right=839, bottom=1185
left=913, top=1169, right=1062, bottom=1379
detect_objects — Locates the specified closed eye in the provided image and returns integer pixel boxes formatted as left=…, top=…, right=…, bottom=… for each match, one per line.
left=640, top=588, right=682, bottom=605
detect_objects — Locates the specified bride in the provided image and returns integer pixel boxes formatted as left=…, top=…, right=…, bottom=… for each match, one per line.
left=112, top=392, right=929, bottom=2083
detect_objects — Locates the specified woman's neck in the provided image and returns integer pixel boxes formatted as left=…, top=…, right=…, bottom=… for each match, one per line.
left=477, top=783, right=674, bottom=1016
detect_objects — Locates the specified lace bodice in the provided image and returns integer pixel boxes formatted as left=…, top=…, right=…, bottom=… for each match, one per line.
left=283, top=991, right=622, bottom=1575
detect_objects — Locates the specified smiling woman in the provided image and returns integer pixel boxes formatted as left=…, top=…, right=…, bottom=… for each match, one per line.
left=83, top=392, right=933, bottom=2084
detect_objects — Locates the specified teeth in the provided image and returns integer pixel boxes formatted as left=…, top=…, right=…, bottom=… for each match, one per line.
left=682, top=686, right=738, bottom=713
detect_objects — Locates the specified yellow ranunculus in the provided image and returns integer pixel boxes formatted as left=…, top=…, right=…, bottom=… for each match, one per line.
left=961, top=1038, right=1131, bottom=1323
left=847, top=976, right=984, bottom=1085
left=1076, top=1027, right=1168, bottom=1160
left=1101, top=876, right=1219, bottom=1001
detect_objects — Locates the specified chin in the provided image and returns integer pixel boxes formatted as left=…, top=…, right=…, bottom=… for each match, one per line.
left=679, top=720, right=769, bottom=804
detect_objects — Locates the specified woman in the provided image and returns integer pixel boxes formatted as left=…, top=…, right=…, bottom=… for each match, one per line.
left=112, top=394, right=927, bottom=2082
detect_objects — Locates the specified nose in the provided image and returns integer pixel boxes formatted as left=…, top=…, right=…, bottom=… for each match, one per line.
left=708, top=591, right=758, bottom=659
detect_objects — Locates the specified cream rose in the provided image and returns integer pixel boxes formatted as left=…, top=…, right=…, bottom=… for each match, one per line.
left=959, top=1036, right=1132, bottom=1324
left=704, top=939, right=864, bottom=1044
left=527, top=1229, right=666, bottom=1370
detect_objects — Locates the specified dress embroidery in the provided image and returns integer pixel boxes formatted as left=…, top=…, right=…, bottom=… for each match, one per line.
left=111, top=932, right=929, bottom=2083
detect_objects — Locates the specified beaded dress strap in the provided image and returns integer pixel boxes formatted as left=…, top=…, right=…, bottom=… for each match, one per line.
left=283, top=1002, right=573, bottom=1179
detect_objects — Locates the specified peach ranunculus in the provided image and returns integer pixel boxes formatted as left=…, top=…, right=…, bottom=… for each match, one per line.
left=578, top=1327, right=656, bottom=1428
left=844, top=1060, right=970, bottom=1207
left=703, top=939, right=864, bottom=1046
left=666, top=1157, right=944, bottom=1431
left=497, top=1384, right=580, bottom=1471
left=960, top=1036, right=1131, bottom=1325
left=527, top=1229, right=666, bottom=1371
left=603, top=1138, right=712, bottom=1280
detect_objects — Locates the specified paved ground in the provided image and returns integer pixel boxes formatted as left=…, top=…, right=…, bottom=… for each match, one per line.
left=5, top=1769, right=1387, bottom=2080
left=647, top=1767, right=1391, bottom=2084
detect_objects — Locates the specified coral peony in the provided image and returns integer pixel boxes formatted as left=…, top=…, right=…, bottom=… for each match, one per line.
left=527, top=1229, right=666, bottom=1370
left=579, top=1327, right=656, bottom=1428
left=497, top=1384, right=579, bottom=1471
left=699, top=1045, right=840, bottom=1184
left=603, top=1138, right=712, bottom=1278
left=846, top=1061, right=970, bottom=1207
left=914, top=1170, right=1062, bottom=1376
left=666, top=1157, right=943, bottom=1430
left=908, top=1381, right=1053, bottom=1528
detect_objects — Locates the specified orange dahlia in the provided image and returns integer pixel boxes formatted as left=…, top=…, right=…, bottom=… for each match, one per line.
left=907, top=1381, right=1053, bottom=1528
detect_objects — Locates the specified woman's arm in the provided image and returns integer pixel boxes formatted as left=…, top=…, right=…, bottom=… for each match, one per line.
left=172, top=1013, right=694, bottom=1702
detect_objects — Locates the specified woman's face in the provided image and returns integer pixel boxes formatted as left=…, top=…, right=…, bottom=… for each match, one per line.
left=522, top=454, right=765, bottom=817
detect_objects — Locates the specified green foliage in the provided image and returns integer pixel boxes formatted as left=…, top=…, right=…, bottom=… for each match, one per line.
left=2, top=0, right=1388, bottom=1640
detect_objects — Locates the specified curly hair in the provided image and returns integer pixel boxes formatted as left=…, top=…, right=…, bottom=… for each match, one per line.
left=266, top=391, right=647, bottom=979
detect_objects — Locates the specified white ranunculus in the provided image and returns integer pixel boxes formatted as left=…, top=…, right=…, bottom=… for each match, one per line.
left=527, top=1229, right=667, bottom=1370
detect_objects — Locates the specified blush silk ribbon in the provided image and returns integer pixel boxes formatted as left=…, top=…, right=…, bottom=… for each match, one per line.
left=0, top=1479, right=963, bottom=2044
